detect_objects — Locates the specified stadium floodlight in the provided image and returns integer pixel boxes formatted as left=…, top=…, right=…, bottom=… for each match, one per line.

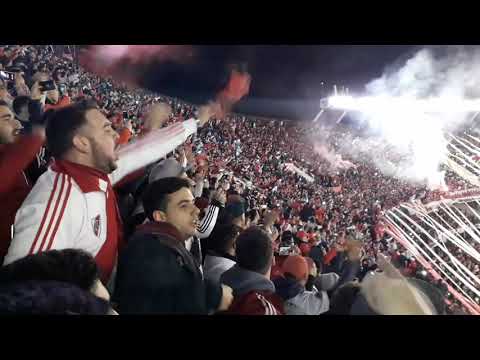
left=320, top=98, right=330, bottom=109
left=327, top=95, right=480, bottom=113
left=314, top=97, right=349, bottom=124
left=312, top=98, right=330, bottom=123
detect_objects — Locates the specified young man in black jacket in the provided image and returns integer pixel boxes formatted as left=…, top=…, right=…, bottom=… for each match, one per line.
left=114, top=177, right=233, bottom=314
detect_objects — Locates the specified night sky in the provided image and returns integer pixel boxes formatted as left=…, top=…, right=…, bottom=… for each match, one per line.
left=143, top=45, right=418, bottom=121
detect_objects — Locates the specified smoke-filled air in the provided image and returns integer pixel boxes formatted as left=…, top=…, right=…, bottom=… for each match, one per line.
left=313, top=46, right=480, bottom=189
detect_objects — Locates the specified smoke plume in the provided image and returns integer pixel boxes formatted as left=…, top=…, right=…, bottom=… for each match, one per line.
left=313, top=142, right=357, bottom=171
left=317, top=46, right=480, bottom=189
left=79, top=45, right=194, bottom=86
left=215, top=67, right=251, bottom=118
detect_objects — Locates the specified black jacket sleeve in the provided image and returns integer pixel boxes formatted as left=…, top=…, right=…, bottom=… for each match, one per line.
left=328, top=252, right=347, bottom=276
left=305, top=275, right=316, bottom=291
left=28, top=100, right=45, bottom=126
left=335, top=259, right=361, bottom=291
left=204, top=277, right=223, bottom=314
left=114, top=238, right=182, bottom=314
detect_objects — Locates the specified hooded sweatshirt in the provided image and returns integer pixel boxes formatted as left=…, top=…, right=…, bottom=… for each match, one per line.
left=274, top=275, right=330, bottom=315
left=204, top=252, right=236, bottom=284
left=221, top=265, right=284, bottom=315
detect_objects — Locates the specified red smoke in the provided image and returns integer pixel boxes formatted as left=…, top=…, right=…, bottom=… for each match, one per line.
left=215, top=69, right=251, bottom=118
left=80, top=46, right=251, bottom=118
left=79, top=45, right=194, bottom=86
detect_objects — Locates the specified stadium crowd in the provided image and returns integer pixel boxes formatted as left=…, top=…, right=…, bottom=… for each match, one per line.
left=0, top=44, right=475, bottom=314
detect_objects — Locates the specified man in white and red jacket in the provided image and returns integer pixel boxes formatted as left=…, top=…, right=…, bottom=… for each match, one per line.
left=4, top=99, right=216, bottom=287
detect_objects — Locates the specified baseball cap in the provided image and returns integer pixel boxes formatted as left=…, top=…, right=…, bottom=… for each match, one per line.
left=297, top=231, right=307, bottom=241
left=282, top=255, right=309, bottom=283
left=148, top=158, right=186, bottom=184
left=316, top=273, right=340, bottom=291
left=132, top=158, right=189, bottom=218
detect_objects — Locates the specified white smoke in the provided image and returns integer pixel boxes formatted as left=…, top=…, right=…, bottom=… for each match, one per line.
left=323, top=46, right=480, bottom=189
left=313, top=142, right=357, bottom=171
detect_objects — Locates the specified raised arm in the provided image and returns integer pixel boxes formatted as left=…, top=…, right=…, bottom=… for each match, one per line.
left=0, top=131, right=45, bottom=193
left=109, top=120, right=197, bottom=186
left=109, top=103, right=217, bottom=186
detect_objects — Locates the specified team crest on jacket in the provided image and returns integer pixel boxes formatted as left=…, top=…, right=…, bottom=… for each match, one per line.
left=91, top=215, right=101, bottom=237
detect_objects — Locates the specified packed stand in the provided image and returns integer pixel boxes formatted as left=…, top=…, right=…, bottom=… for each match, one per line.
left=0, top=44, right=472, bottom=314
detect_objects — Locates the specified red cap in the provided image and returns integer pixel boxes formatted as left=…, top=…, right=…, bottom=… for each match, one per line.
left=282, top=255, right=309, bottom=282
left=299, top=242, right=311, bottom=256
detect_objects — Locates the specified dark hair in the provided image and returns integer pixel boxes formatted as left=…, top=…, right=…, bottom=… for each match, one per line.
left=246, top=209, right=258, bottom=222
left=281, top=230, right=293, bottom=244
left=235, top=226, right=272, bottom=275
left=0, top=281, right=111, bottom=315
left=207, top=224, right=242, bottom=254
left=142, top=177, right=192, bottom=221
left=12, top=96, right=30, bottom=116
left=45, top=99, right=98, bottom=158
left=0, top=249, right=100, bottom=291
left=225, top=201, right=245, bottom=219
left=201, top=188, right=211, bottom=199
